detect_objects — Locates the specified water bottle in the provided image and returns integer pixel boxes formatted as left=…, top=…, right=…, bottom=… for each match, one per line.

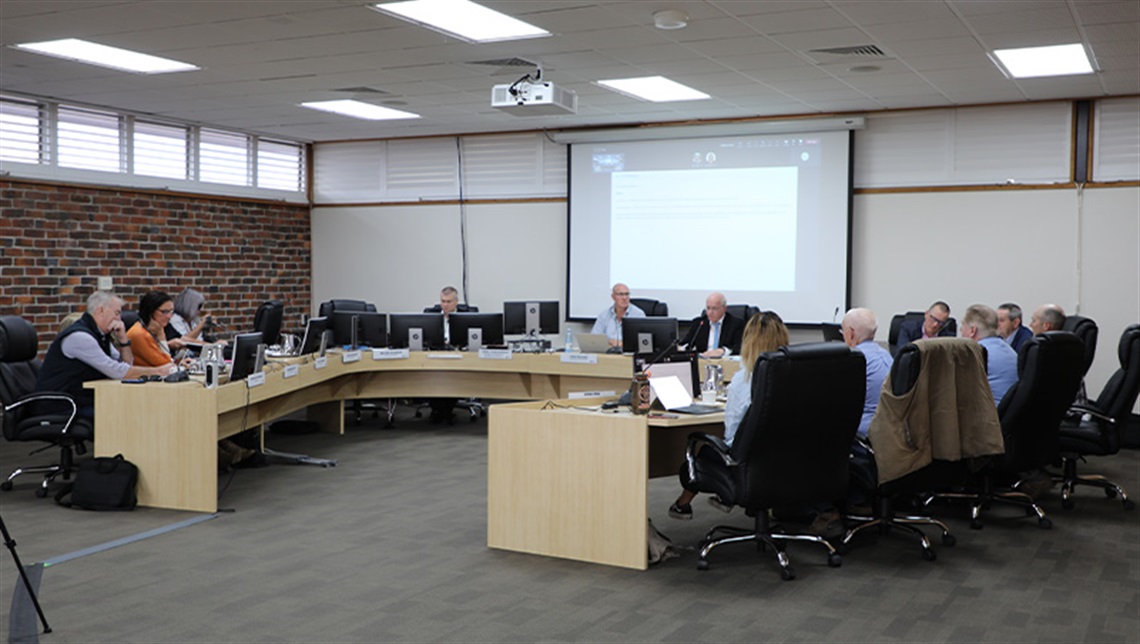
left=564, top=327, right=576, bottom=353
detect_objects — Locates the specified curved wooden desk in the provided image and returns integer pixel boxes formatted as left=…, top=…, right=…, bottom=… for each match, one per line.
left=85, top=351, right=666, bottom=513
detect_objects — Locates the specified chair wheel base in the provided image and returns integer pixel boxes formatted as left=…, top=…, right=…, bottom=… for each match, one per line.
left=696, top=560, right=709, bottom=571
left=35, top=487, right=48, bottom=498
left=942, top=534, right=957, bottom=547
left=1038, top=516, right=1053, bottom=529
left=1062, top=498, right=1075, bottom=510
left=1123, top=499, right=1136, bottom=511
left=827, top=553, right=842, bottom=568
left=0, top=481, right=12, bottom=492
left=780, top=567, right=795, bottom=581
left=922, top=548, right=937, bottom=561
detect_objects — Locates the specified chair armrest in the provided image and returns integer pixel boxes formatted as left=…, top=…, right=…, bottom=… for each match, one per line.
left=683, top=432, right=737, bottom=482
left=853, top=434, right=874, bottom=455
left=1067, top=404, right=1114, bottom=425
left=5, top=391, right=79, bottom=434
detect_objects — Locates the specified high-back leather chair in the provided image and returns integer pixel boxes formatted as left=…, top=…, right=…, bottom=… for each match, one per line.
left=1056, top=323, right=1140, bottom=511
left=935, top=331, right=1084, bottom=529
left=0, top=316, right=94, bottom=497
left=318, top=299, right=376, bottom=318
left=888, top=311, right=957, bottom=356
left=725, top=304, right=759, bottom=323
left=682, top=342, right=865, bottom=579
left=630, top=298, right=668, bottom=317
left=844, top=340, right=999, bottom=560
left=1062, top=314, right=1098, bottom=403
left=253, top=300, right=285, bottom=346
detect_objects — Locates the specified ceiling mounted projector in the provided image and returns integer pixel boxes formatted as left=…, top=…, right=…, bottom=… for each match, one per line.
left=492, top=80, right=577, bottom=116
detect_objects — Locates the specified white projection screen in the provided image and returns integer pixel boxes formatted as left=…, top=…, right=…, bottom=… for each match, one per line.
left=567, top=130, right=853, bottom=324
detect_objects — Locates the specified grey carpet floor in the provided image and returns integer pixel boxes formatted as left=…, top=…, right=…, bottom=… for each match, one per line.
left=2, top=403, right=1138, bottom=643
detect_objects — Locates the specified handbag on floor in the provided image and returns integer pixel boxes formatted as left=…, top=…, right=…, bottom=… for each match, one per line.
left=55, top=454, right=138, bottom=511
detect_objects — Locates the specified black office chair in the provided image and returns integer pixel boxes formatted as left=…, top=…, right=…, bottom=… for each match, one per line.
left=1062, top=314, right=1098, bottom=405
left=318, top=299, right=389, bottom=425
left=682, top=342, right=865, bottom=580
left=318, top=299, right=377, bottom=318
left=725, top=304, right=759, bottom=323
left=630, top=298, right=668, bottom=317
left=1055, top=323, right=1140, bottom=511
left=253, top=300, right=285, bottom=347
left=417, top=304, right=484, bottom=424
left=0, top=316, right=94, bottom=497
left=121, top=309, right=141, bottom=332
left=930, top=331, right=1084, bottom=529
left=843, top=341, right=1001, bottom=560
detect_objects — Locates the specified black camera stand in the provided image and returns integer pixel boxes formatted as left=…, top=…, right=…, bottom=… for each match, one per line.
left=0, top=513, right=51, bottom=634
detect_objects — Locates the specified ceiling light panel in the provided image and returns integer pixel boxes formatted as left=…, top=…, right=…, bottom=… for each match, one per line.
left=12, top=38, right=199, bottom=74
left=370, top=0, right=550, bottom=43
left=991, top=43, right=1095, bottom=78
left=300, top=100, right=420, bottom=120
left=596, top=76, right=710, bottom=102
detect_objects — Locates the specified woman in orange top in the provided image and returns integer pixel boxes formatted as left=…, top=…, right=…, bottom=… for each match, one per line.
left=126, top=291, right=190, bottom=367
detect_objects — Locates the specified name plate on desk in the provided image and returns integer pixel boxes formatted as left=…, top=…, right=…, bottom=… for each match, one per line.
left=561, top=352, right=598, bottom=365
left=246, top=372, right=266, bottom=388
left=372, top=348, right=410, bottom=360
left=568, top=390, right=616, bottom=399
left=314, top=356, right=328, bottom=370
left=342, top=350, right=362, bottom=363
left=283, top=364, right=299, bottom=379
left=478, top=348, right=512, bottom=360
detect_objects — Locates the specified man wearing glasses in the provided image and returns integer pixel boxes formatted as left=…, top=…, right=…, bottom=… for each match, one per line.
left=896, top=300, right=955, bottom=348
left=683, top=292, right=744, bottom=358
left=591, top=282, right=645, bottom=348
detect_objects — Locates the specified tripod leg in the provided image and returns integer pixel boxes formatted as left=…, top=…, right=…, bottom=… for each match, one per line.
left=0, top=514, right=51, bottom=634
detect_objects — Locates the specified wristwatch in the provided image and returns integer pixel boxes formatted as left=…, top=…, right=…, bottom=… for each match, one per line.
left=116, top=339, right=131, bottom=347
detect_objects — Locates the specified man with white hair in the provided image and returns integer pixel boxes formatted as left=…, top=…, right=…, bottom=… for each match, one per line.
left=1029, top=303, right=1066, bottom=336
left=960, top=304, right=1019, bottom=406
left=35, top=290, right=173, bottom=419
left=842, top=307, right=894, bottom=437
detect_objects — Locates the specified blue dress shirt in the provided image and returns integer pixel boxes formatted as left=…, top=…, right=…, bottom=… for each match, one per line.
left=591, top=303, right=645, bottom=341
left=855, top=340, right=893, bottom=437
left=723, top=369, right=751, bottom=447
left=979, top=335, right=1019, bottom=406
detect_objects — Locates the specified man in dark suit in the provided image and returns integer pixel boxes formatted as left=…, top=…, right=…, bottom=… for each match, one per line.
left=997, top=302, right=1033, bottom=352
left=683, top=292, right=745, bottom=358
left=896, top=300, right=954, bottom=347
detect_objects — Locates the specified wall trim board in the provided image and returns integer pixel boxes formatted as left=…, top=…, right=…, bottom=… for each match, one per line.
left=311, top=197, right=567, bottom=208
left=856, top=181, right=1139, bottom=195
left=1, top=176, right=305, bottom=208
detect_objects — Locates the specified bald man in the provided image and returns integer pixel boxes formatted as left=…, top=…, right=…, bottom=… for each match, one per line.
left=1029, top=304, right=1066, bottom=335
left=684, top=292, right=744, bottom=358
left=842, top=307, right=894, bottom=437
left=591, top=282, right=645, bottom=348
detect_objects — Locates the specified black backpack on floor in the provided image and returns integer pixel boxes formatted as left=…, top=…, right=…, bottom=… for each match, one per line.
left=55, top=454, right=138, bottom=511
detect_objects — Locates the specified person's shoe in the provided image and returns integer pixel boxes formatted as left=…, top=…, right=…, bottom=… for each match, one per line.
left=707, top=496, right=733, bottom=513
left=808, top=511, right=845, bottom=541
left=668, top=502, right=693, bottom=520
left=1015, top=471, right=1055, bottom=500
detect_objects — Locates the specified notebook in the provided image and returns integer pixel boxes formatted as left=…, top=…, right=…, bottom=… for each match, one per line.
left=574, top=333, right=613, bottom=354
left=648, top=375, right=722, bottom=415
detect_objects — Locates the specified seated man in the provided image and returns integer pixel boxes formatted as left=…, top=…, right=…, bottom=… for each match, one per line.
left=591, top=282, right=645, bottom=348
left=35, top=290, right=173, bottom=419
left=896, top=301, right=954, bottom=347
left=683, top=292, right=744, bottom=358
left=996, top=302, right=1033, bottom=353
left=430, top=285, right=463, bottom=423
left=1029, top=303, right=1066, bottom=335
left=841, top=307, right=893, bottom=516
left=960, top=304, right=1019, bottom=406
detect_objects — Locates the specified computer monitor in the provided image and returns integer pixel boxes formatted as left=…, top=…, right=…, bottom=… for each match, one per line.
left=634, top=350, right=700, bottom=399
left=502, top=301, right=560, bottom=335
left=330, top=311, right=388, bottom=348
left=297, top=316, right=329, bottom=356
left=389, top=313, right=447, bottom=351
left=821, top=322, right=843, bottom=342
left=448, top=312, right=505, bottom=350
left=621, top=317, right=678, bottom=355
left=229, top=331, right=264, bottom=382
left=252, top=300, right=284, bottom=347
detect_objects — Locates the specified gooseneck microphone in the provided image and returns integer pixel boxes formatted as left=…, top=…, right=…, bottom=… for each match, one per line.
left=681, top=317, right=706, bottom=351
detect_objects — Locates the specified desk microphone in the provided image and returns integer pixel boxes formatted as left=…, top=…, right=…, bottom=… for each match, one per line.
left=681, top=318, right=706, bottom=351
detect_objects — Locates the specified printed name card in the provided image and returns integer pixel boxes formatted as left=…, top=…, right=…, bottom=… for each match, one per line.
left=561, top=352, right=598, bottom=364
left=478, top=348, right=513, bottom=360
left=246, top=372, right=266, bottom=388
left=372, top=348, right=410, bottom=360
left=342, top=350, right=362, bottom=363
left=568, top=390, right=616, bottom=399
left=283, top=364, right=300, bottom=379
left=314, top=356, right=328, bottom=370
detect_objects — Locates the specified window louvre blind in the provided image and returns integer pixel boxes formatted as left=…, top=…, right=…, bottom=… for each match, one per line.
left=134, top=120, right=188, bottom=180
left=313, top=141, right=386, bottom=202
left=462, top=134, right=544, bottom=197
left=386, top=137, right=458, bottom=199
left=58, top=106, right=122, bottom=173
left=0, top=97, right=44, bottom=164
left=1093, top=97, right=1140, bottom=182
left=199, top=128, right=250, bottom=186
left=257, top=139, right=305, bottom=192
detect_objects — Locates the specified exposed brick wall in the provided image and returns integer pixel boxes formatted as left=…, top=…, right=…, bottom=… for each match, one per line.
left=1, top=179, right=311, bottom=358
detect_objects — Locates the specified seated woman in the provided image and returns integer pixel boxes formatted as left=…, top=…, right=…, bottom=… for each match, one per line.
left=668, top=311, right=790, bottom=520
left=126, top=291, right=193, bottom=367
left=170, top=287, right=218, bottom=343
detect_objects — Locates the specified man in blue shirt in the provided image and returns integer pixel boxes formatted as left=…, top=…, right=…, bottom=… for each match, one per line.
left=961, top=304, right=1019, bottom=406
left=842, top=307, right=893, bottom=437
left=997, top=302, right=1032, bottom=353
left=591, top=282, right=645, bottom=348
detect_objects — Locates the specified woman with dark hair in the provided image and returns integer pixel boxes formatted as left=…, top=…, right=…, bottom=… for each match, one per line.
left=126, top=290, right=190, bottom=367
left=667, top=311, right=790, bottom=520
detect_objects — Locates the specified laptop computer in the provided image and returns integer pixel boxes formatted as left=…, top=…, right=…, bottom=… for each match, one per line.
left=648, top=375, right=722, bottom=415
left=575, top=333, right=613, bottom=354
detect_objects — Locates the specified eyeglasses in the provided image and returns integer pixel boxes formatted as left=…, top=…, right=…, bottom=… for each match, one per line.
left=613, top=292, right=630, bottom=297
left=926, top=313, right=949, bottom=328
left=157, top=307, right=175, bottom=316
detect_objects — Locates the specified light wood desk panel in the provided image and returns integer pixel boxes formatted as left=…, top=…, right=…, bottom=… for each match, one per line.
left=488, top=400, right=723, bottom=570
left=86, top=351, right=677, bottom=513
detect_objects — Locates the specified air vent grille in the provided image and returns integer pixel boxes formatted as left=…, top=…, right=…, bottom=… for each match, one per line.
left=809, top=44, right=887, bottom=58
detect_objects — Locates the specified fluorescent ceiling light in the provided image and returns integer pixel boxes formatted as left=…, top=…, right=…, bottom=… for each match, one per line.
left=300, top=100, right=420, bottom=121
left=990, top=43, right=1094, bottom=79
left=370, top=0, right=550, bottom=43
left=596, top=76, right=710, bottom=102
left=12, top=38, right=198, bottom=74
